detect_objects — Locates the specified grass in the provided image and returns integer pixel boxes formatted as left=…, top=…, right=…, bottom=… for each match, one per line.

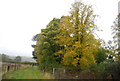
left=3, top=66, right=54, bottom=79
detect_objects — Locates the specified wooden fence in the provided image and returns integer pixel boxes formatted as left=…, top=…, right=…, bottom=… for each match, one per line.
left=1, top=62, right=27, bottom=76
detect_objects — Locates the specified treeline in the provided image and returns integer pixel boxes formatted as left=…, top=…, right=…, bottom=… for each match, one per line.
left=0, top=54, right=37, bottom=65
left=32, top=1, right=120, bottom=79
left=0, top=54, right=21, bottom=63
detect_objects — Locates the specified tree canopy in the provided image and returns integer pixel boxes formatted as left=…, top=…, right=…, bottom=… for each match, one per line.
left=32, top=1, right=111, bottom=71
left=111, top=14, right=120, bottom=60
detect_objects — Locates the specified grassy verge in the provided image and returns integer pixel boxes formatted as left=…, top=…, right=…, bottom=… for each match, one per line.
left=3, top=66, right=54, bottom=79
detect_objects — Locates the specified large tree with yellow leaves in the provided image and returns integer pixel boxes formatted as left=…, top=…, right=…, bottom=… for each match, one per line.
left=54, top=1, right=101, bottom=69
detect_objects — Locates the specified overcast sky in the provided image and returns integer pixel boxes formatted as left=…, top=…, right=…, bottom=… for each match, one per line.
left=0, top=0, right=119, bottom=57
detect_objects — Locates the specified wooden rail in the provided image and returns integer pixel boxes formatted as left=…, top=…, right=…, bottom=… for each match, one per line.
left=1, top=62, right=28, bottom=76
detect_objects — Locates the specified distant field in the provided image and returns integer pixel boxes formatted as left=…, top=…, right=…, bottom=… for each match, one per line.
left=2, top=66, right=54, bottom=79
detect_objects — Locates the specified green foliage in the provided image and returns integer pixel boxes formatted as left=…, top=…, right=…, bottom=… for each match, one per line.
left=111, top=14, right=120, bottom=60
left=0, top=54, right=12, bottom=62
left=105, top=60, right=120, bottom=79
left=33, top=18, right=62, bottom=68
left=14, top=56, right=21, bottom=62
left=20, top=61, right=37, bottom=65
left=95, top=47, right=107, bottom=64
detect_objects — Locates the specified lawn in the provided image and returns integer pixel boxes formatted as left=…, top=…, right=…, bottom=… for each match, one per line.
left=2, top=66, right=54, bottom=79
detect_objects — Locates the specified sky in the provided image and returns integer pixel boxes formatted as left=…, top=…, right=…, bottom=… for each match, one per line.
left=0, top=0, right=119, bottom=57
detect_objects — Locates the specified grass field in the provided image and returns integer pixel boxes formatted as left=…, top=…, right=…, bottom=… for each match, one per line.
left=2, top=66, right=54, bottom=79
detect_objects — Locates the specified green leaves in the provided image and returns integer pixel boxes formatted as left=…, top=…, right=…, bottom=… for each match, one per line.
left=95, top=48, right=107, bottom=64
left=33, top=18, right=62, bottom=67
left=111, top=15, right=120, bottom=60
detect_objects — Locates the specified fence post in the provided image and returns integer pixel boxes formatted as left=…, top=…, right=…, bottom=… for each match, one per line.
left=63, top=69, right=66, bottom=73
left=53, top=68, right=55, bottom=75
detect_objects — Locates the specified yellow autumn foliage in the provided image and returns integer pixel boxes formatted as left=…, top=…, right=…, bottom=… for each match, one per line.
left=54, top=1, right=101, bottom=68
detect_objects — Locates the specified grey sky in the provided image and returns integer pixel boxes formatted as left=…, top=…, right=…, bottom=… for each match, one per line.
left=0, top=0, right=119, bottom=57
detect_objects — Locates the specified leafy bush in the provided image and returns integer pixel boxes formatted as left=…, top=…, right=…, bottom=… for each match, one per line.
left=105, top=60, right=120, bottom=79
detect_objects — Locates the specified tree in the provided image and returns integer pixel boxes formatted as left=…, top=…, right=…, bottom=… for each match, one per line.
left=33, top=18, right=62, bottom=68
left=33, top=1, right=105, bottom=72
left=111, top=14, right=120, bottom=60
left=14, top=56, right=21, bottom=62
left=1, top=54, right=10, bottom=62
left=54, top=1, right=101, bottom=69
left=95, top=47, right=107, bottom=64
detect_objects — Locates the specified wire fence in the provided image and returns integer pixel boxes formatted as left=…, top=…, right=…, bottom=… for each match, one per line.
left=39, top=66, right=117, bottom=79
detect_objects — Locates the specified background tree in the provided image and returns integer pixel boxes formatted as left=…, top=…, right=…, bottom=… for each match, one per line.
left=0, top=54, right=11, bottom=62
left=14, top=56, right=21, bottom=62
left=111, top=14, right=120, bottom=60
